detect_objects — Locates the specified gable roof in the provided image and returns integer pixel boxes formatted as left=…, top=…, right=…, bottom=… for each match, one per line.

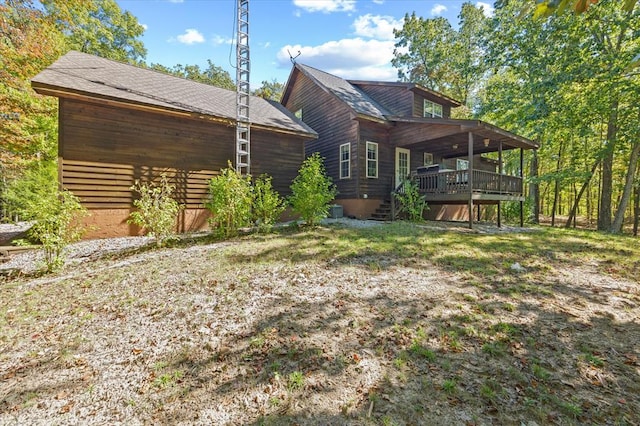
left=31, top=51, right=317, bottom=138
left=284, top=63, right=391, bottom=121
left=282, top=63, right=537, bottom=150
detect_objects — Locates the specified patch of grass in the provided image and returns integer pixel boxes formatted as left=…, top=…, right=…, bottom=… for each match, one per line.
left=153, top=370, right=183, bottom=389
left=581, top=352, right=605, bottom=368
left=408, top=342, right=436, bottom=361
left=287, top=371, right=304, bottom=392
left=442, top=378, right=457, bottom=394
left=482, top=341, right=507, bottom=357
left=532, top=363, right=551, bottom=381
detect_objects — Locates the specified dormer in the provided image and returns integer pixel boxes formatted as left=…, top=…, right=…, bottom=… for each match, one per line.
left=349, top=81, right=461, bottom=119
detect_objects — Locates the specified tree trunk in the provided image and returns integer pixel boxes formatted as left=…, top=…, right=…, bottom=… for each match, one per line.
left=633, top=178, right=639, bottom=237
left=598, top=100, right=618, bottom=231
left=529, top=149, right=539, bottom=224
left=610, top=138, right=640, bottom=233
left=566, top=158, right=601, bottom=228
left=551, top=142, right=564, bottom=227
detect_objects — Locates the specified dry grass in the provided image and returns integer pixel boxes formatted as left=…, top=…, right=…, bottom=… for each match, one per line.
left=1, top=222, right=639, bottom=425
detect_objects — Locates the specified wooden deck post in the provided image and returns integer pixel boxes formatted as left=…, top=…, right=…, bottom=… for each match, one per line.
left=520, top=148, right=524, bottom=227
left=468, top=132, right=474, bottom=229
left=498, top=141, right=503, bottom=228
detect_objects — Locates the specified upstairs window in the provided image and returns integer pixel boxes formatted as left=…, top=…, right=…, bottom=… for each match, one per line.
left=339, top=143, right=350, bottom=179
left=294, top=108, right=303, bottom=120
left=366, top=142, right=378, bottom=178
left=424, top=99, right=443, bottom=118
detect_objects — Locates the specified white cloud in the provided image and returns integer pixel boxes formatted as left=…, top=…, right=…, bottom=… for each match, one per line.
left=431, top=4, right=447, bottom=16
left=211, top=35, right=233, bottom=45
left=176, top=29, right=205, bottom=45
left=277, top=37, right=397, bottom=80
left=167, top=0, right=184, bottom=3
left=352, top=14, right=403, bottom=40
left=475, top=1, right=495, bottom=17
left=372, top=0, right=384, bottom=4
left=293, top=0, right=356, bottom=13
left=141, top=23, right=148, bottom=31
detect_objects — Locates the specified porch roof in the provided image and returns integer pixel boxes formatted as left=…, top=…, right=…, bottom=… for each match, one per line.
left=389, top=117, right=538, bottom=158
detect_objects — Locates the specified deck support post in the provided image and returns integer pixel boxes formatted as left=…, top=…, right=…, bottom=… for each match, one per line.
left=497, top=201, right=502, bottom=227
left=520, top=148, right=524, bottom=227
left=468, top=132, right=474, bottom=229
left=498, top=141, right=503, bottom=228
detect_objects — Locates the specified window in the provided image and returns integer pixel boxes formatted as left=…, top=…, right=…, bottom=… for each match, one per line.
left=456, top=159, right=469, bottom=170
left=339, top=143, right=350, bottom=179
left=366, top=142, right=378, bottom=178
left=423, top=99, right=443, bottom=118
left=294, top=108, right=303, bottom=120
left=423, top=152, right=434, bottom=166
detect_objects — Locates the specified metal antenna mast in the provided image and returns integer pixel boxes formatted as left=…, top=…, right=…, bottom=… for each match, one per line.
left=235, top=0, right=250, bottom=174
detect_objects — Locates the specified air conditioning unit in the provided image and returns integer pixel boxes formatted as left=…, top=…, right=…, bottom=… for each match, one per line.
left=328, top=204, right=343, bottom=218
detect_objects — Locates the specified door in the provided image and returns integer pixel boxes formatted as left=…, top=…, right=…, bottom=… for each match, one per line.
left=395, top=148, right=410, bottom=188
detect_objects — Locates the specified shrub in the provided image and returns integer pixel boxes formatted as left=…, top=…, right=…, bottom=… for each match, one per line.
left=27, top=189, right=87, bottom=272
left=395, top=178, right=427, bottom=222
left=252, top=174, right=285, bottom=233
left=2, top=160, right=57, bottom=222
left=128, top=174, right=184, bottom=247
left=205, top=163, right=253, bottom=238
left=288, top=153, right=338, bottom=227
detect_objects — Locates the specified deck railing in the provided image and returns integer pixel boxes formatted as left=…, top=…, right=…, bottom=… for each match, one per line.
left=413, top=169, right=523, bottom=196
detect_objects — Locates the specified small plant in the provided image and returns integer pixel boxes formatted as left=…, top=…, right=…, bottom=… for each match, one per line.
left=252, top=174, right=285, bottom=233
left=128, top=174, right=184, bottom=247
left=409, top=342, right=436, bottom=361
left=153, top=370, right=183, bottom=389
left=394, top=178, right=427, bottom=222
left=482, top=341, right=506, bottom=357
left=26, top=189, right=87, bottom=272
left=205, top=163, right=253, bottom=238
left=287, top=371, right=304, bottom=392
left=288, top=153, right=338, bottom=227
left=442, top=378, right=457, bottom=394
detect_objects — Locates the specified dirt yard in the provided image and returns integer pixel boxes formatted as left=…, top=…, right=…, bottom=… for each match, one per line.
left=1, top=220, right=639, bottom=425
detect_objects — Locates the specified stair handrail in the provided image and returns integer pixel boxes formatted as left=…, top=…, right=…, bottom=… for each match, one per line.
left=390, top=177, right=409, bottom=221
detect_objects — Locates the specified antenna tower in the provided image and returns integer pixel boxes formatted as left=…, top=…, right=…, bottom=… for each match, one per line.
left=236, top=0, right=250, bottom=174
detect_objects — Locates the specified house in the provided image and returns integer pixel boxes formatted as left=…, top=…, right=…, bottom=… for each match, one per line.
left=281, top=63, right=538, bottom=227
left=31, top=51, right=317, bottom=238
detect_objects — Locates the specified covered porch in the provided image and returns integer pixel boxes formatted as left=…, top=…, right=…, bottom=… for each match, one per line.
left=390, top=118, right=538, bottom=228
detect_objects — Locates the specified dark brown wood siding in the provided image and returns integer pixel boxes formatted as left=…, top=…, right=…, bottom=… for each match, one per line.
left=282, top=71, right=359, bottom=199
left=358, top=121, right=392, bottom=199
left=59, top=98, right=303, bottom=208
left=353, top=84, right=413, bottom=117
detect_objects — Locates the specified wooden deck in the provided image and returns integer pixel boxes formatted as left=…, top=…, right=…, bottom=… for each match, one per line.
left=414, top=169, right=524, bottom=203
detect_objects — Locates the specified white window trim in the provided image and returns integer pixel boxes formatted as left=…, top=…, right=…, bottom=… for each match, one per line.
left=339, top=143, right=351, bottom=179
left=423, top=99, right=443, bottom=118
left=366, top=141, right=378, bottom=179
left=424, top=152, right=434, bottom=166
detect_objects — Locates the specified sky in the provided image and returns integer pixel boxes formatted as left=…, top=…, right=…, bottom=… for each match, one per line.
left=117, top=0, right=495, bottom=88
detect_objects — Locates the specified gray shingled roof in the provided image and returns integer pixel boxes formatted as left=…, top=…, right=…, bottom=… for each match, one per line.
left=295, top=64, right=390, bottom=120
left=31, top=51, right=316, bottom=137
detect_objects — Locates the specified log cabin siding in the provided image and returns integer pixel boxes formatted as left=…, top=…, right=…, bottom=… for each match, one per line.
left=59, top=98, right=303, bottom=208
left=358, top=121, right=393, bottom=199
left=282, top=70, right=359, bottom=198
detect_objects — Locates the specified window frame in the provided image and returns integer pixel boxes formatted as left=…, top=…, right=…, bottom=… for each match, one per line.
left=456, top=159, right=469, bottom=170
left=339, top=143, right=351, bottom=179
left=423, top=152, right=434, bottom=166
left=366, top=141, right=378, bottom=179
left=423, top=99, right=443, bottom=118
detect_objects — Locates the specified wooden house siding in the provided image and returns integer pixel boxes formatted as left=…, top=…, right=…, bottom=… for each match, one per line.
left=59, top=98, right=303, bottom=208
left=283, top=71, right=359, bottom=198
left=352, top=84, right=413, bottom=117
left=358, top=121, right=392, bottom=199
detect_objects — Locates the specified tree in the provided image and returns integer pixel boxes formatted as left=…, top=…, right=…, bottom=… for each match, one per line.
left=148, top=60, right=235, bottom=90
left=42, top=0, right=147, bottom=64
left=253, top=79, right=284, bottom=101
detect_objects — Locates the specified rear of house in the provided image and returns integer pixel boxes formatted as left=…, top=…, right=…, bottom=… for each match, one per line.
left=281, top=63, right=538, bottom=226
left=32, top=51, right=316, bottom=238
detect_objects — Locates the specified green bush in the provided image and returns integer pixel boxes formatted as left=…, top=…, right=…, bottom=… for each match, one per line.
left=29, top=189, right=87, bottom=272
left=128, top=174, right=184, bottom=247
left=288, top=153, right=338, bottom=227
left=2, top=160, right=57, bottom=221
left=205, top=163, right=253, bottom=238
left=395, top=178, right=427, bottom=222
left=252, top=174, right=285, bottom=233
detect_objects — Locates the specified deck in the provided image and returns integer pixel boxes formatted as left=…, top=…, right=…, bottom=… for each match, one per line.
left=413, top=169, right=524, bottom=203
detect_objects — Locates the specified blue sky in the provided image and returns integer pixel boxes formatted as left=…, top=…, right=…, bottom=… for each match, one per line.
left=117, top=0, right=494, bottom=88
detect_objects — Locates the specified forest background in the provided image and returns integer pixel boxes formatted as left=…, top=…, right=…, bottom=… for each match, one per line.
left=1, top=0, right=639, bottom=234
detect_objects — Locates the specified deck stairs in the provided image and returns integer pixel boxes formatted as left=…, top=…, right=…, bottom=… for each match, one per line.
left=370, top=200, right=394, bottom=221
